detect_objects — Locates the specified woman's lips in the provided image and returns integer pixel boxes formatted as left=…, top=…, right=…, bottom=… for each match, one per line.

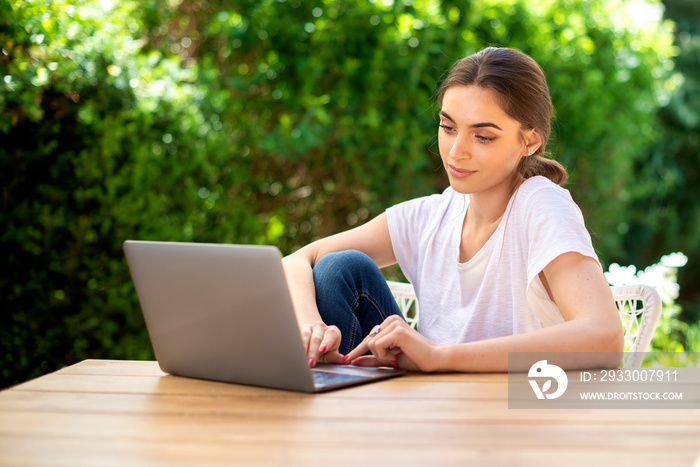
left=447, top=164, right=477, bottom=179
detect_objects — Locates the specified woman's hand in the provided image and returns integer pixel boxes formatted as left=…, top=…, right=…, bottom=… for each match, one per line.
left=300, top=320, right=344, bottom=367
left=342, top=315, right=443, bottom=372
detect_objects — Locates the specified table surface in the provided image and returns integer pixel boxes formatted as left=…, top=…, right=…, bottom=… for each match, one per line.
left=1, top=359, right=699, bottom=466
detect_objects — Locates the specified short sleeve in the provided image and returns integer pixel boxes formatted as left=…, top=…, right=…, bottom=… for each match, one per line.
left=523, top=185, right=599, bottom=287
left=386, top=198, right=424, bottom=284
left=386, top=188, right=459, bottom=285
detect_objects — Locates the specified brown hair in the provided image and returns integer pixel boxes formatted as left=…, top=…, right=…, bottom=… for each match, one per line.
left=437, top=47, right=567, bottom=185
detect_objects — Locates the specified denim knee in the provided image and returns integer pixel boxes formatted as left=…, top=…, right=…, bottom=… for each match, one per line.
left=312, top=250, right=403, bottom=353
left=313, top=250, right=378, bottom=290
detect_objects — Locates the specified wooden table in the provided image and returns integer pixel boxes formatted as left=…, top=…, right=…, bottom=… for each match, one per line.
left=1, top=359, right=699, bottom=466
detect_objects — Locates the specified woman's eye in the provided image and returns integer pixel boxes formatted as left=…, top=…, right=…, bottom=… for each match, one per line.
left=475, top=135, right=494, bottom=143
left=439, top=124, right=455, bottom=133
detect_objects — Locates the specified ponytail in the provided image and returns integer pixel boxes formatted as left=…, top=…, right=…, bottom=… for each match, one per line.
left=518, top=154, right=568, bottom=186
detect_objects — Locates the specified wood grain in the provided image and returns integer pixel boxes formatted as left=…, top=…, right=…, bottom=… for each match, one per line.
left=1, top=360, right=699, bottom=466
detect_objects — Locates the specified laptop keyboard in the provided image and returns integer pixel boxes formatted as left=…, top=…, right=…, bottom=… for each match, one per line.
left=312, top=370, right=367, bottom=387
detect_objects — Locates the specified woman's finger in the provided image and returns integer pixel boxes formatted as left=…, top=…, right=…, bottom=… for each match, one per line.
left=320, top=350, right=345, bottom=364
left=344, top=320, right=397, bottom=362
left=306, top=324, right=324, bottom=365
left=317, top=326, right=344, bottom=364
left=370, top=341, right=399, bottom=363
left=342, top=339, right=369, bottom=363
left=350, top=355, right=382, bottom=367
left=318, top=325, right=341, bottom=353
left=300, top=325, right=313, bottom=354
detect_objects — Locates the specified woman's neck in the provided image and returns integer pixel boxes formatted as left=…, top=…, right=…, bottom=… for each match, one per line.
left=466, top=174, right=524, bottom=227
left=458, top=175, right=524, bottom=263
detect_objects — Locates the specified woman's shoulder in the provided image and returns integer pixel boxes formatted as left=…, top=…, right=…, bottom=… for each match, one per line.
left=513, top=176, right=584, bottom=225
left=391, top=186, right=461, bottom=212
left=517, top=176, right=576, bottom=206
left=386, top=186, right=464, bottom=234
left=519, top=175, right=568, bottom=193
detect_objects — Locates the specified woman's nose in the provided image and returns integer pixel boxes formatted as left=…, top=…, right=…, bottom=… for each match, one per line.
left=450, top=134, right=471, bottom=159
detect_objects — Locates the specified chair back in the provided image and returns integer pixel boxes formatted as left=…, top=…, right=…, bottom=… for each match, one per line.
left=613, top=284, right=663, bottom=367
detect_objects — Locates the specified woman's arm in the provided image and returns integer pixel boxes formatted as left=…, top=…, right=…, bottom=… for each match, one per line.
left=346, top=252, right=624, bottom=372
left=281, top=212, right=396, bottom=365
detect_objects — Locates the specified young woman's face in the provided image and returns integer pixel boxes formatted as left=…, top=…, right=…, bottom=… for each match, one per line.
left=438, top=85, right=539, bottom=196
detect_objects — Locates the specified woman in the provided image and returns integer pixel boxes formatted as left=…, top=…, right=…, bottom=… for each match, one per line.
left=282, top=47, right=624, bottom=372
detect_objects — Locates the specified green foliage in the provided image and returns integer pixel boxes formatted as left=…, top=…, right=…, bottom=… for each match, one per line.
left=646, top=301, right=700, bottom=367
left=624, top=0, right=700, bottom=323
left=1, top=0, right=683, bottom=387
left=1, top=0, right=263, bottom=385
left=650, top=303, right=700, bottom=353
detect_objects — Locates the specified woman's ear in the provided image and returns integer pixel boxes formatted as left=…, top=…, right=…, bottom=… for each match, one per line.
left=525, top=129, right=543, bottom=156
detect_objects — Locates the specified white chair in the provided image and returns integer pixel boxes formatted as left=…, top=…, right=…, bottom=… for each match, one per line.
left=387, top=281, right=663, bottom=368
left=613, top=284, right=663, bottom=367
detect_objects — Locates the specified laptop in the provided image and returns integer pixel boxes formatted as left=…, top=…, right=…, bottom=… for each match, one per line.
left=123, top=240, right=404, bottom=393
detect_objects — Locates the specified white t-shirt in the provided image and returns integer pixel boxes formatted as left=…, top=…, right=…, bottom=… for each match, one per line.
left=386, top=176, right=599, bottom=345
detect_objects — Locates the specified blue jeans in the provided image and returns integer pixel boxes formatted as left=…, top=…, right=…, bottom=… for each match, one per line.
left=312, top=250, right=404, bottom=354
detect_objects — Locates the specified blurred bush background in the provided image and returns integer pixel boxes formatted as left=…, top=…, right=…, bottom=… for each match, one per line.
left=2, top=0, right=699, bottom=387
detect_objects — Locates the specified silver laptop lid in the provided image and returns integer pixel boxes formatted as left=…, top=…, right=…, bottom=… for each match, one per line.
left=123, top=241, right=315, bottom=392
